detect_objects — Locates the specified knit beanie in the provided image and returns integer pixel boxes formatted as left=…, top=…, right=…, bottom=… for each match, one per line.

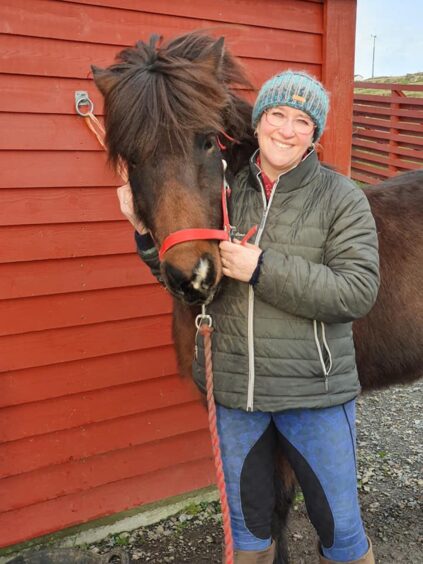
left=252, top=71, right=329, bottom=141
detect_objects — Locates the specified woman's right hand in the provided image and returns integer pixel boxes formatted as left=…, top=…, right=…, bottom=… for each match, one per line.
left=116, top=183, right=149, bottom=235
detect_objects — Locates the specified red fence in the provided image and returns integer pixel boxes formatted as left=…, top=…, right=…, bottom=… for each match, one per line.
left=351, top=82, right=423, bottom=184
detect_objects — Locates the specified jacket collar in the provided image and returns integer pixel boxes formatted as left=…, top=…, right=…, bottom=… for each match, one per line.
left=248, top=148, right=321, bottom=194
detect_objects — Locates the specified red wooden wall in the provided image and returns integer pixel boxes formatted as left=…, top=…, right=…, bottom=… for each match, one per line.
left=0, top=0, right=356, bottom=549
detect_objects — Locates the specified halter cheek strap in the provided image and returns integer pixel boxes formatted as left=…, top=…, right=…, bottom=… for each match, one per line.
left=158, top=167, right=232, bottom=261
left=158, top=160, right=257, bottom=261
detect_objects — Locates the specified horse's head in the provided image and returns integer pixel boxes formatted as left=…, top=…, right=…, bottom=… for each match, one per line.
left=92, top=32, right=255, bottom=305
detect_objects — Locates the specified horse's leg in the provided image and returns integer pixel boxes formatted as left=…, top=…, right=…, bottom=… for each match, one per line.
left=272, top=450, right=296, bottom=564
left=171, top=299, right=199, bottom=377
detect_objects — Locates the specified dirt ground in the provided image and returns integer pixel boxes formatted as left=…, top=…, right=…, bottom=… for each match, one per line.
left=7, top=381, right=422, bottom=564
left=84, top=380, right=422, bottom=563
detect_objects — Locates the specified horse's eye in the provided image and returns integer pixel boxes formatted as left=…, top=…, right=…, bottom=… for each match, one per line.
left=203, top=137, right=215, bottom=152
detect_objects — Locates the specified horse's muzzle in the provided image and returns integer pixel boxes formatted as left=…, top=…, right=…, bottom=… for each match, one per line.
left=162, top=253, right=218, bottom=305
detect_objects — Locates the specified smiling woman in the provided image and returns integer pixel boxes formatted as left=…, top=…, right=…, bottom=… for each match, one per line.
left=124, top=62, right=378, bottom=564
left=252, top=70, right=328, bottom=180
left=255, top=106, right=315, bottom=179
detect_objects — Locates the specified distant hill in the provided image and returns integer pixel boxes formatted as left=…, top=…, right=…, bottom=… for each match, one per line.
left=354, top=72, right=423, bottom=97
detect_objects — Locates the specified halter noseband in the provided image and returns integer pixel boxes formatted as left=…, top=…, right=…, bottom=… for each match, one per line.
left=158, top=161, right=233, bottom=260
left=158, top=127, right=259, bottom=260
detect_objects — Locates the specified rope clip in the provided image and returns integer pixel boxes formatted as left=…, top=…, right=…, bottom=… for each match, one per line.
left=194, top=305, right=213, bottom=360
left=195, top=304, right=213, bottom=330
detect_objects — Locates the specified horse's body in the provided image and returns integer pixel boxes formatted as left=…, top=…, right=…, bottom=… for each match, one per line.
left=93, top=32, right=423, bottom=563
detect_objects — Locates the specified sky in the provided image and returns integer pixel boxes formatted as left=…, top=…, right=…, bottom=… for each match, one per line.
left=354, top=0, right=423, bottom=78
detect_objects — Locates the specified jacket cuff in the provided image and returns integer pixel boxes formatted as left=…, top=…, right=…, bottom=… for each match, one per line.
left=134, top=230, right=155, bottom=252
left=249, top=250, right=265, bottom=286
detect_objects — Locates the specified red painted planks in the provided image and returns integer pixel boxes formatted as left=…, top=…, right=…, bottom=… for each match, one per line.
left=0, top=0, right=353, bottom=550
left=0, top=401, right=207, bottom=477
left=353, top=129, right=423, bottom=147
left=0, top=64, right=318, bottom=117
left=0, top=28, right=321, bottom=82
left=352, top=138, right=423, bottom=160
left=351, top=161, right=391, bottom=179
left=354, top=81, right=423, bottom=92
left=353, top=104, right=423, bottom=120
left=353, top=115, right=423, bottom=134
left=0, top=315, right=173, bottom=372
left=0, top=346, right=177, bottom=408
left=3, top=0, right=323, bottom=38
left=0, top=114, right=104, bottom=151
left=0, top=222, right=134, bottom=263
left=0, top=457, right=215, bottom=548
left=0, top=375, right=201, bottom=442
left=0, top=74, right=105, bottom=115
left=0, top=187, right=123, bottom=226
left=351, top=150, right=419, bottom=171
left=1, top=428, right=212, bottom=512
left=0, top=285, right=171, bottom=337
left=0, top=35, right=119, bottom=79
left=0, top=151, right=119, bottom=189
left=355, top=94, right=423, bottom=106
left=0, top=254, right=155, bottom=300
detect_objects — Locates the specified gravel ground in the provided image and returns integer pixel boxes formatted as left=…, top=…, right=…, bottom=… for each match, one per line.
left=86, top=380, right=422, bottom=563
left=12, top=381, right=421, bottom=564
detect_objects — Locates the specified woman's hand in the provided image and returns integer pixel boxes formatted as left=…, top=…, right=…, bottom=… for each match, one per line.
left=219, top=239, right=262, bottom=282
left=116, top=183, right=149, bottom=235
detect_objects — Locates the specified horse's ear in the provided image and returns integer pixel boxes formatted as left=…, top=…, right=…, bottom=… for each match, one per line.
left=197, top=36, right=225, bottom=75
left=91, top=65, right=120, bottom=97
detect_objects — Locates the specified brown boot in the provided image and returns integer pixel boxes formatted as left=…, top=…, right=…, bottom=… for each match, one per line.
left=223, top=541, right=276, bottom=563
left=318, top=537, right=374, bottom=564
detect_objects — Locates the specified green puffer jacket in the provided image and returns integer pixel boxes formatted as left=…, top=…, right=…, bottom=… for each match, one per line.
left=139, top=150, right=380, bottom=413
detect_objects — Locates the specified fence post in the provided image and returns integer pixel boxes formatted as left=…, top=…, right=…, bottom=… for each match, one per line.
left=389, top=87, right=405, bottom=175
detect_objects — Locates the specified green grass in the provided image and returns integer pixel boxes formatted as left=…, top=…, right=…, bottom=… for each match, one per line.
left=354, top=72, right=423, bottom=97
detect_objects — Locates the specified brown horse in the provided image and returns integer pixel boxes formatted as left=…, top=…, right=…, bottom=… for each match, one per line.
left=92, top=32, right=423, bottom=564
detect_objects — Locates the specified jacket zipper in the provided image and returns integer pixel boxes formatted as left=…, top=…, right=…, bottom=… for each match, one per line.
left=246, top=172, right=278, bottom=411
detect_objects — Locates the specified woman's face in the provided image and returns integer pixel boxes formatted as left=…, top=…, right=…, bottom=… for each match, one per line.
left=256, top=105, right=315, bottom=180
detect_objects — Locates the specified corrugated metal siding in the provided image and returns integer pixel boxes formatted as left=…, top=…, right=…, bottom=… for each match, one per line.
left=0, top=0, right=356, bottom=548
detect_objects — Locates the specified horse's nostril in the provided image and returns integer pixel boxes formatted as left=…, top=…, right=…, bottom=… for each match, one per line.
left=163, top=262, right=187, bottom=290
left=162, top=255, right=217, bottom=305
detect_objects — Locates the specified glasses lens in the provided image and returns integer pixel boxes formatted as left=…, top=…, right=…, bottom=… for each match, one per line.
left=265, top=110, right=314, bottom=134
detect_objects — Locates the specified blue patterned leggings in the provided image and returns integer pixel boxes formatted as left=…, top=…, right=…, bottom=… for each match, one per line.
left=216, top=400, right=369, bottom=561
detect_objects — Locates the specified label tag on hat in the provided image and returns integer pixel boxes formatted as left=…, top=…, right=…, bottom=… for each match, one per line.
left=292, top=94, right=306, bottom=103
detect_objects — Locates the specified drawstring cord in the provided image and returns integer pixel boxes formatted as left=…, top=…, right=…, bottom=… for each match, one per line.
left=313, top=320, right=333, bottom=391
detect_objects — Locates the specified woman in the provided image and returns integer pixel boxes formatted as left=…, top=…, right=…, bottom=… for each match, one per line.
left=118, top=71, right=379, bottom=564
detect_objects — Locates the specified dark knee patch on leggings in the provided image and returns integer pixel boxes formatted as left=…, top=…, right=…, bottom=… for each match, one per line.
left=277, top=432, right=334, bottom=548
left=240, top=423, right=276, bottom=539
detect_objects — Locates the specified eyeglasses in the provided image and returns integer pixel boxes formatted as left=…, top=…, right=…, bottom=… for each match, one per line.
left=264, top=109, right=315, bottom=135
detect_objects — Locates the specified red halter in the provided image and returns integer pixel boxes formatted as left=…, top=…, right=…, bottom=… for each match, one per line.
left=158, top=161, right=258, bottom=261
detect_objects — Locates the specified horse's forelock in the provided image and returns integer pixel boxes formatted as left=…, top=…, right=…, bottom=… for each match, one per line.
left=104, top=39, right=220, bottom=167
left=102, top=32, right=253, bottom=171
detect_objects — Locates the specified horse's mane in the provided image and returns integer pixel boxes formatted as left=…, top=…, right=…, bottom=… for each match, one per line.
left=95, top=32, right=256, bottom=172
